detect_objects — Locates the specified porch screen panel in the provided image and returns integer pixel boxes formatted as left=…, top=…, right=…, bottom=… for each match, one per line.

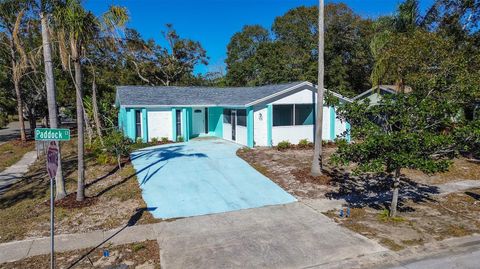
left=237, top=109, right=247, bottom=126
left=223, top=109, right=231, bottom=123
left=135, top=110, right=142, bottom=138
left=273, top=105, right=293, bottom=126
left=295, top=104, right=314, bottom=125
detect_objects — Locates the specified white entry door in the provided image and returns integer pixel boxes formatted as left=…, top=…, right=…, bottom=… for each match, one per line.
left=192, top=108, right=205, bottom=136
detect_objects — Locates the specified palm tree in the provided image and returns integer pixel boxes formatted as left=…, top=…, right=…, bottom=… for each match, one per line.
left=56, top=0, right=97, bottom=202
left=40, top=0, right=67, bottom=199
left=0, top=1, right=28, bottom=143
left=311, top=0, right=325, bottom=176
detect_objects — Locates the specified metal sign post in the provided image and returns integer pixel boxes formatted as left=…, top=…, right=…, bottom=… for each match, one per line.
left=35, top=128, right=70, bottom=269
left=47, top=141, right=59, bottom=269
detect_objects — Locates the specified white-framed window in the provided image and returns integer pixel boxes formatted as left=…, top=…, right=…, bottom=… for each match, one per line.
left=273, top=104, right=314, bottom=127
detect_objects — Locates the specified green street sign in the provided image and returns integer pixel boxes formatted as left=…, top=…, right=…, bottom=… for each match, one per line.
left=35, top=128, right=71, bottom=141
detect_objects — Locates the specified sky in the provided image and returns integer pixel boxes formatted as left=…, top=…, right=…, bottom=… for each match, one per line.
left=84, top=0, right=436, bottom=74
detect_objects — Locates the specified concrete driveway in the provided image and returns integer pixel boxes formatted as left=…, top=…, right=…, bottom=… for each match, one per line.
left=130, top=139, right=296, bottom=219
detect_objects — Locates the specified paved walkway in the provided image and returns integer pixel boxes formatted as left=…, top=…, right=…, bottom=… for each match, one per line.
left=0, top=151, right=37, bottom=196
left=131, top=139, right=296, bottom=219
left=0, top=202, right=387, bottom=267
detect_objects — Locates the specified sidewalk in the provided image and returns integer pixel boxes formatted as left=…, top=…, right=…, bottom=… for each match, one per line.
left=0, top=151, right=37, bottom=195
left=0, top=223, right=159, bottom=263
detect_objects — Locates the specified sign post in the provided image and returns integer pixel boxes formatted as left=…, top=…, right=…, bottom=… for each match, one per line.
left=47, top=141, right=58, bottom=269
left=35, top=128, right=70, bottom=269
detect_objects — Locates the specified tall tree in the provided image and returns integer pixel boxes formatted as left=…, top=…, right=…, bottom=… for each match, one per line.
left=311, top=0, right=325, bottom=176
left=56, top=0, right=98, bottom=202
left=40, top=0, right=67, bottom=199
left=0, top=0, right=29, bottom=142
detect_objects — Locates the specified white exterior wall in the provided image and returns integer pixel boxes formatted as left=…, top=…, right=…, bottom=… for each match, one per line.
left=236, top=126, right=248, bottom=146
left=223, top=122, right=232, bottom=141
left=266, top=88, right=347, bottom=146
left=147, top=110, right=172, bottom=141
left=253, top=106, right=268, bottom=146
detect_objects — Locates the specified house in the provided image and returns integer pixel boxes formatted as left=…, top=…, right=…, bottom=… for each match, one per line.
left=115, top=81, right=351, bottom=147
left=353, top=85, right=412, bottom=105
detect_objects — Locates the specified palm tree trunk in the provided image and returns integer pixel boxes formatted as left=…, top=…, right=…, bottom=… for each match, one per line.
left=11, top=61, right=26, bottom=142
left=71, top=41, right=85, bottom=202
left=41, top=11, right=67, bottom=200
left=91, top=79, right=103, bottom=146
left=311, top=0, right=325, bottom=176
left=390, top=167, right=401, bottom=217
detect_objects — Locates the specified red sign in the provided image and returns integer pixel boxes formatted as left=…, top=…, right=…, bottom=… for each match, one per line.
left=47, top=141, right=59, bottom=179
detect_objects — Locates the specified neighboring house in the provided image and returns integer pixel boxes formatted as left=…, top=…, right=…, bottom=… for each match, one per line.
left=353, top=85, right=412, bottom=105
left=115, top=81, right=351, bottom=147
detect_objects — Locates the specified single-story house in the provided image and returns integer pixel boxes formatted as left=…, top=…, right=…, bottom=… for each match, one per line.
left=353, top=85, right=412, bottom=105
left=115, top=81, right=351, bottom=147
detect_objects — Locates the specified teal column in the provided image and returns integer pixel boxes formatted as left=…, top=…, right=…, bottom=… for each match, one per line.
left=181, top=108, right=189, bottom=141
left=171, top=108, right=177, bottom=141
left=118, top=107, right=126, bottom=133
left=330, top=106, right=336, bottom=141
left=142, top=108, right=148, bottom=142
left=217, top=109, right=223, bottom=138
left=267, top=104, right=273, bottom=147
left=188, top=108, right=193, bottom=139
left=247, top=107, right=254, bottom=148
left=346, top=121, right=351, bottom=143
left=126, top=108, right=136, bottom=140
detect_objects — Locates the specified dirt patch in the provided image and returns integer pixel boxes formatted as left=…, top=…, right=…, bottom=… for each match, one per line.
left=403, top=158, right=480, bottom=185
left=237, top=147, right=336, bottom=199
left=0, top=240, right=160, bottom=269
left=0, top=138, right=159, bottom=243
left=327, top=188, right=480, bottom=251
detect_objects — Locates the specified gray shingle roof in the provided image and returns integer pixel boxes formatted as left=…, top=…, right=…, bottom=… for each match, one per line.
left=115, top=81, right=309, bottom=107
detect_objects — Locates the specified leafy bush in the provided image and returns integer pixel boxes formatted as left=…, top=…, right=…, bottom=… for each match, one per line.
left=151, top=137, right=159, bottom=144
left=177, top=136, right=184, bottom=142
left=298, top=139, right=313, bottom=149
left=96, top=152, right=113, bottom=165
left=135, top=137, right=143, bottom=144
left=161, top=137, right=169, bottom=143
left=277, top=140, right=292, bottom=150
left=104, top=131, right=133, bottom=169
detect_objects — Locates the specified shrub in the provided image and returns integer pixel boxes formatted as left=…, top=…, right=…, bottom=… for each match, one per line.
left=151, top=137, right=159, bottom=144
left=161, top=137, right=169, bottom=143
left=104, top=131, right=132, bottom=169
left=96, top=152, right=113, bottom=165
left=177, top=136, right=184, bottom=142
left=277, top=140, right=292, bottom=150
left=135, top=137, right=143, bottom=144
left=298, top=139, right=313, bottom=149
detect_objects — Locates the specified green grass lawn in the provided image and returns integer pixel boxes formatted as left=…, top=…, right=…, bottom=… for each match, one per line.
left=0, top=140, right=35, bottom=172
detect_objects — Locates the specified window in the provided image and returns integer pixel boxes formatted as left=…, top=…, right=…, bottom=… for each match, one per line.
left=135, top=110, right=142, bottom=138
left=237, top=109, right=247, bottom=126
left=295, top=104, right=314, bottom=125
left=194, top=109, right=202, bottom=113
left=273, top=105, right=293, bottom=126
left=273, top=104, right=315, bottom=126
left=223, top=109, right=231, bottom=123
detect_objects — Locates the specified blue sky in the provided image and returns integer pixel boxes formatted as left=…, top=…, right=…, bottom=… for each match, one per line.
left=84, top=0, right=435, bottom=74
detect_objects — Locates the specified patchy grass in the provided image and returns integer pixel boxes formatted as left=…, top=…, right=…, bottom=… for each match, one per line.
left=238, top=146, right=480, bottom=251
left=327, top=189, right=480, bottom=251
left=0, top=240, right=160, bottom=269
left=0, top=138, right=158, bottom=243
left=0, top=140, right=35, bottom=172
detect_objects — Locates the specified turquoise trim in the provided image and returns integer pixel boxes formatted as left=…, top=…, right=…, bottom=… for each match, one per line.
left=247, top=107, right=254, bottom=148
left=330, top=106, right=336, bottom=141
left=208, top=107, right=223, bottom=138
left=118, top=107, right=126, bottom=133
left=142, top=108, right=148, bottom=142
left=171, top=108, right=177, bottom=142
left=126, top=108, right=136, bottom=140
left=181, top=108, right=188, bottom=141
left=267, top=104, right=272, bottom=147
left=346, top=121, right=351, bottom=142
left=188, top=108, right=193, bottom=139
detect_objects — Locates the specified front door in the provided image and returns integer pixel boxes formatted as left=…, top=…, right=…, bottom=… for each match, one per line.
left=176, top=110, right=182, bottom=138
left=192, top=108, right=205, bottom=136
left=231, top=110, right=237, bottom=141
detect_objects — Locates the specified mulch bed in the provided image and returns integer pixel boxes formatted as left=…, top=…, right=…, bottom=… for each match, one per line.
left=291, top=167, right=331, bottom=185
left=45, top=193, right=98, bottom=209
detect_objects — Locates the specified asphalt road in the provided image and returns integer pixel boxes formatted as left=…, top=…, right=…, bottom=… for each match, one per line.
left=386, top=247, right=480, bottom=269
left=0, top=121, right=30, bottom=143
